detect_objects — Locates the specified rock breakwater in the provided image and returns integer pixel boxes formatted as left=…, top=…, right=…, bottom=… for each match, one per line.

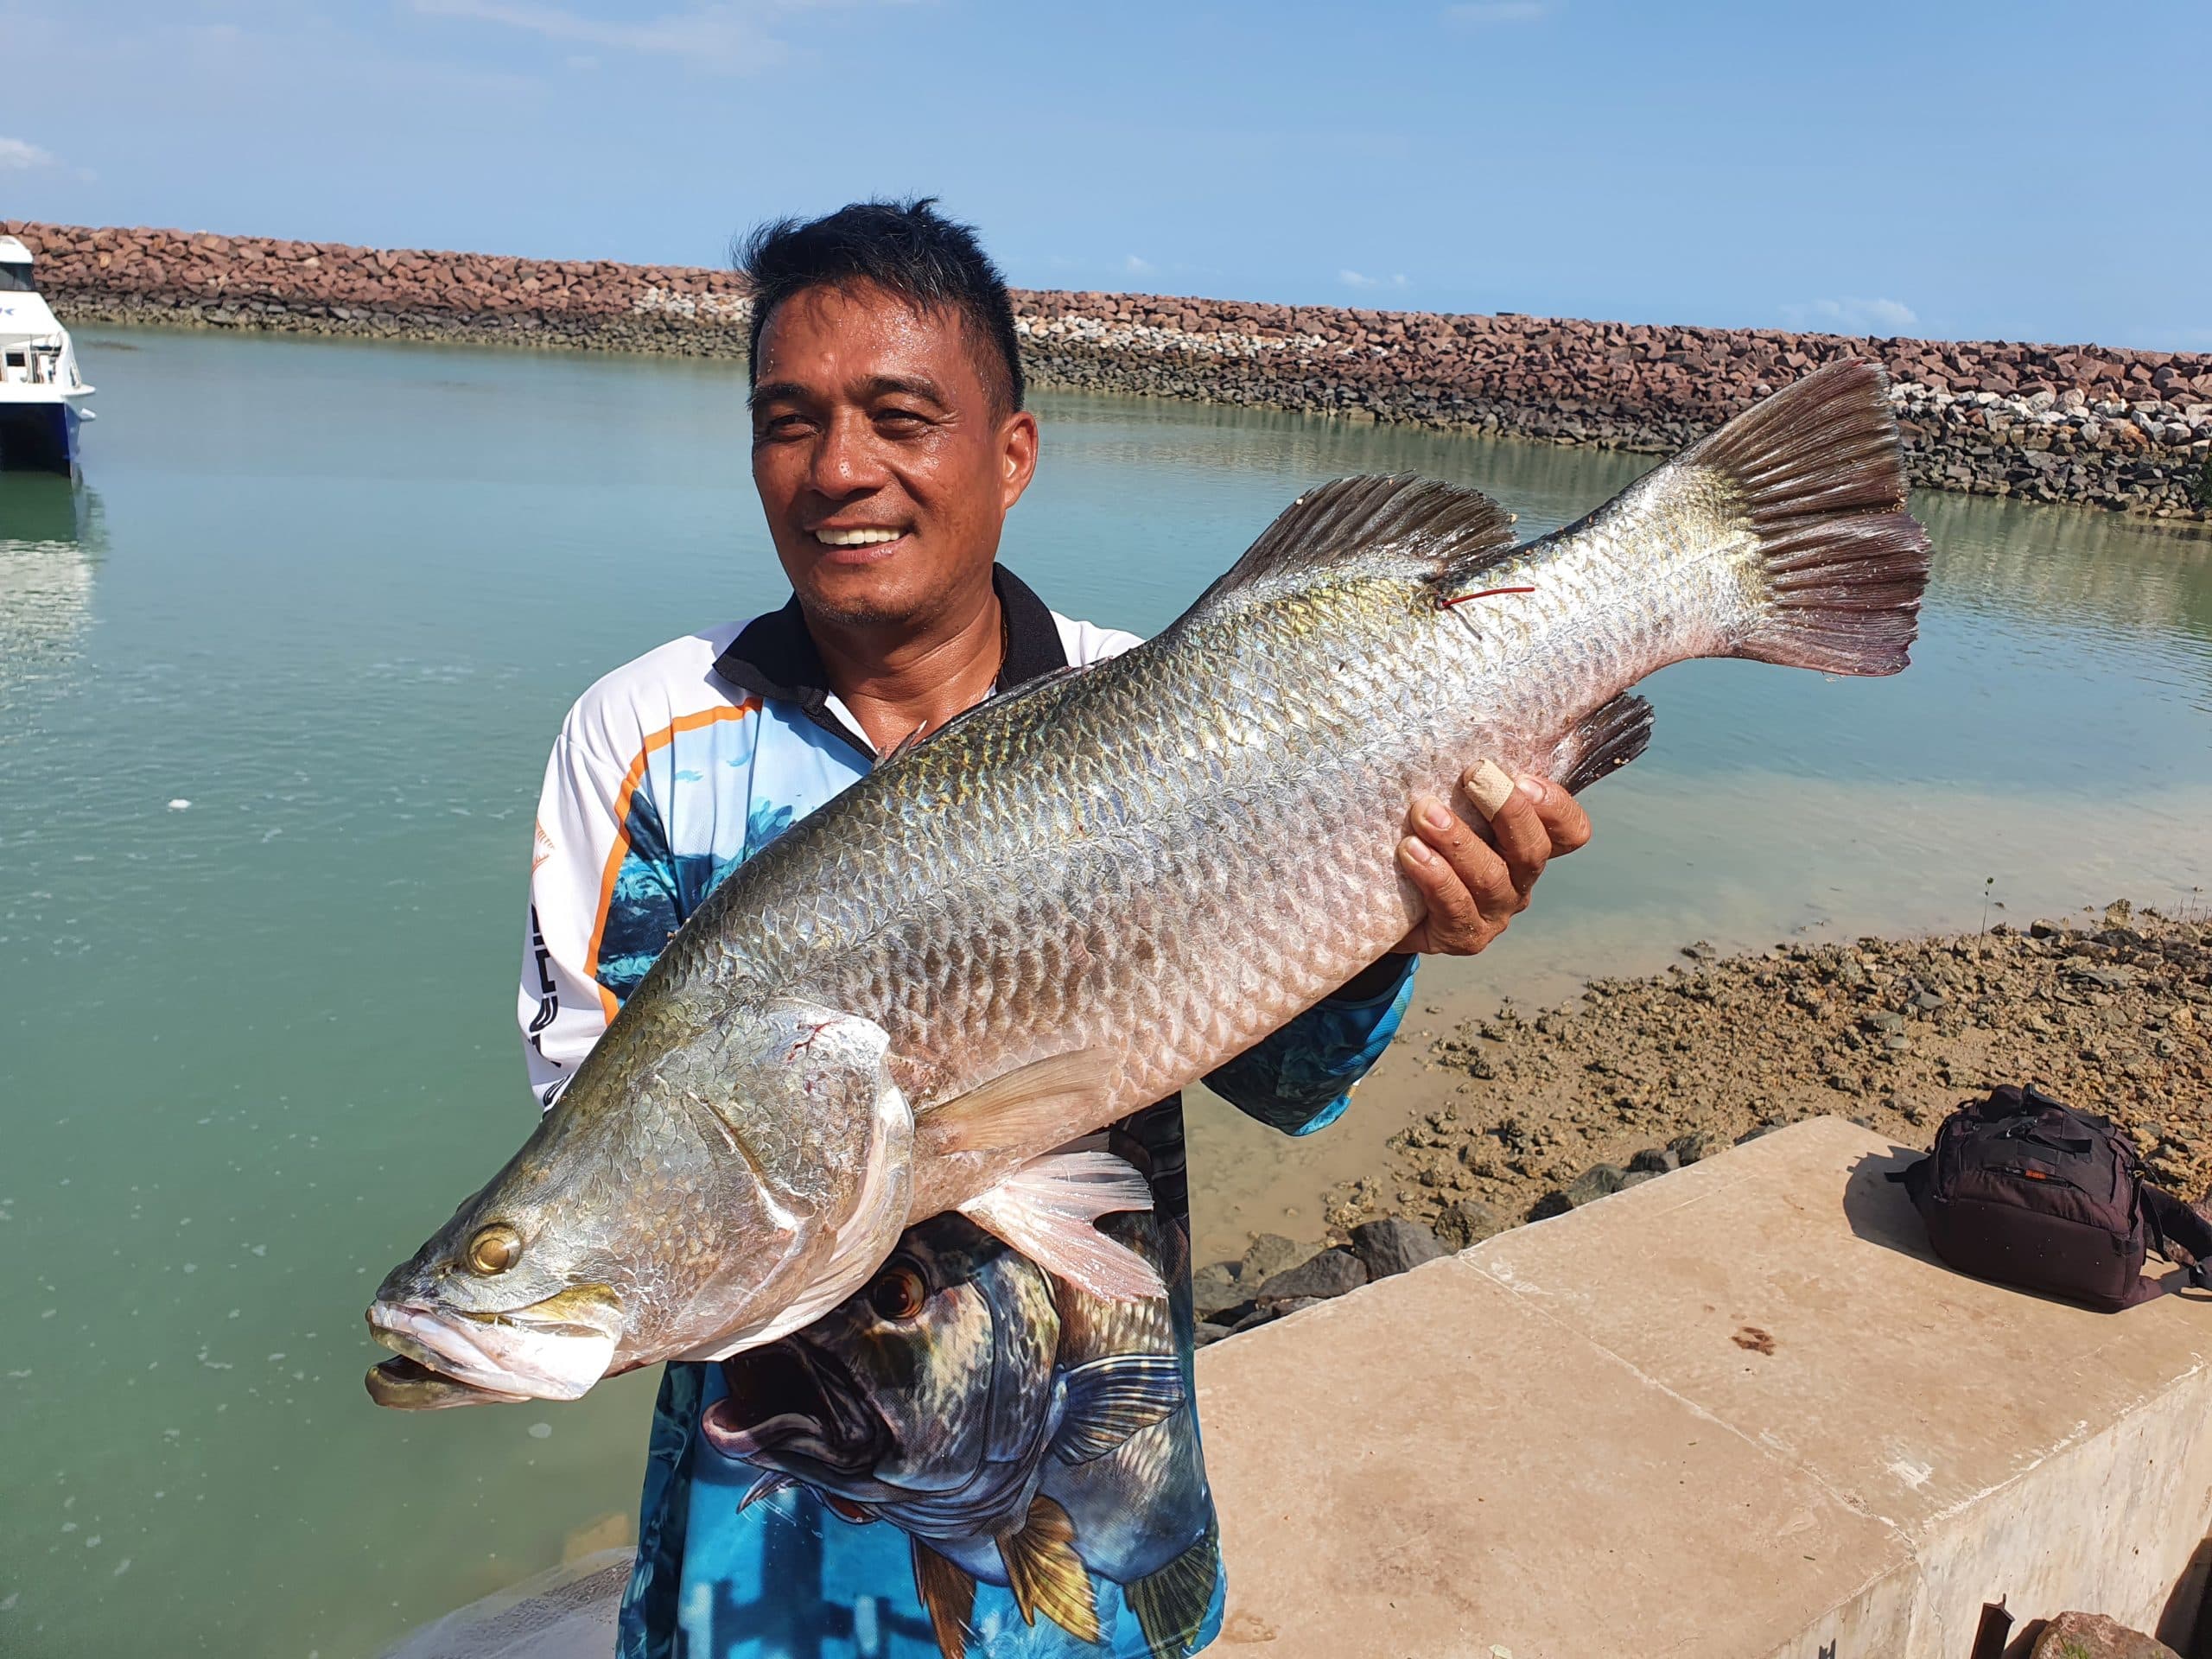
left=10, top=219, right=2208, bottom=520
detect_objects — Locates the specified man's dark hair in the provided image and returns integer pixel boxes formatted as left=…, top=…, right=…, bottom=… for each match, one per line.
left=735, top=198, right=1025, bottom=415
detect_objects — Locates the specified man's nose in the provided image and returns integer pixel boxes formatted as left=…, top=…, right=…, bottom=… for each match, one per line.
left=809, top=409, right=889, bottom=497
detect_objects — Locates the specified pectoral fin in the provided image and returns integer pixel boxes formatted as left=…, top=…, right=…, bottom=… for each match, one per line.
left=916, top=1049, right=1116, bottom=1159
left=1124, top=1516, right=1221, bottom=1658
left=1051, top=1353, right=1187, bottom=1463
left=960, top=1151, right=1166, bottom=1303
left=996, top=1496, right=1100, bottom=1643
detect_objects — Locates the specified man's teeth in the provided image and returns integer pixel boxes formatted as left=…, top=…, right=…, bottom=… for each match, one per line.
left=814, top=528, right=903, bottom=548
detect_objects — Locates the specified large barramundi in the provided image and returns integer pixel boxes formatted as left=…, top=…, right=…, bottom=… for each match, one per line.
left=365, top=359, right=1929, bottom=1409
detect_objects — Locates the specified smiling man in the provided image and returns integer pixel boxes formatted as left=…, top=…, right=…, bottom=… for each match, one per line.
left=519, top=200, right=1590, bottom=1659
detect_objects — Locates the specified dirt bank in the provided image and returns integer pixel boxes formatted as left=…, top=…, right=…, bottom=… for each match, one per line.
left=1324, top=901, right=2212, bottom=1245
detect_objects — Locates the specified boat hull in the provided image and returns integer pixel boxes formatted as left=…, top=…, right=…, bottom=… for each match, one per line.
left=0, top=398, right=80, bottom=475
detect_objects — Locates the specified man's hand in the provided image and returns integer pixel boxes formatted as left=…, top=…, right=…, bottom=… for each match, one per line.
left=1395, top=761, right=1592, bottom=957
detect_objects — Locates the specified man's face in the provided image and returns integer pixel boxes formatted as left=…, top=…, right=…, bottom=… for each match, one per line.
left=749, top=280, right=1037, bottom=632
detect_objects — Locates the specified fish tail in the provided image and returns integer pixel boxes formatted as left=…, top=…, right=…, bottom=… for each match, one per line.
left=1690, top=358, right=1933, bottom=676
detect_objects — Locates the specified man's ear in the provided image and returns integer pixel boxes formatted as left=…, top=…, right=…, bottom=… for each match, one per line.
left=999, top=410, right=1039, bottom=511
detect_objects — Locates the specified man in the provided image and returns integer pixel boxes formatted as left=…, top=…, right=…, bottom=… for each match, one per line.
left=521, top=200, right=1590, bottom=1659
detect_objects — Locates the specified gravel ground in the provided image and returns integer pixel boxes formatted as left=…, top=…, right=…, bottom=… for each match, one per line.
left=1320, top=901, right=2212, bottom=1245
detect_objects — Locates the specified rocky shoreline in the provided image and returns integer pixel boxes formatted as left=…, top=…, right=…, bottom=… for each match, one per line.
left=9, top=219, right=2209, bottom=522
left=1194, top=902, right=2212, bottom=1342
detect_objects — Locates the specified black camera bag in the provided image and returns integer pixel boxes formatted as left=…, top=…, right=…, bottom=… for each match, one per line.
left=1899, top=1084, right=2212, bottom=1312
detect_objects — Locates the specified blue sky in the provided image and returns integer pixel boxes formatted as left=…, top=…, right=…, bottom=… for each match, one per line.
left=3, top=0, right=2205, bottom=350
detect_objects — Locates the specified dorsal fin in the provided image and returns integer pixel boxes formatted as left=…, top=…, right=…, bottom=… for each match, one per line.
left=1187, top=474, right=1519, bottom=619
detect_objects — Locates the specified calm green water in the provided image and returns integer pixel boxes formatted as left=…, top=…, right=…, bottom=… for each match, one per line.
left=2, top=329, right=2208, bottom=1657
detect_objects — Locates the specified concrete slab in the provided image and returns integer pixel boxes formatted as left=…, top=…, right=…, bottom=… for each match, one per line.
left=1196, top=1251, right=1913, bottom=1657
left=1198, top=1118, right=2212, bottom=1658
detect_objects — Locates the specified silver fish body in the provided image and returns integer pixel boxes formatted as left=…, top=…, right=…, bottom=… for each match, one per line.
left=367, top=359, right=1929, bottom=1408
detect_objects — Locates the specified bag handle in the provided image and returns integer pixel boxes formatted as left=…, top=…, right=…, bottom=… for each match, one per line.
left=2140, top=1184, right=2212, bottom=1292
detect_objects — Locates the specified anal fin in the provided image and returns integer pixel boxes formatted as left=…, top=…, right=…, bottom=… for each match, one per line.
left=911, top=1537, right=978, bottom=1659
left=961, top=1151, right=1166, bottom=1303
left=1125, top=1515, right=1221, bottom=1657
left=995, top=1496, right=1101, bottom=1643
left=1052, top=1353, right=1186, bottom=1464
left=1548, top=691, right=1654, bottom=795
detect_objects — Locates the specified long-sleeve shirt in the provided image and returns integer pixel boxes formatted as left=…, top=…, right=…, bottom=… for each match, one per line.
left=519, top=567, right=1414, bottom=1659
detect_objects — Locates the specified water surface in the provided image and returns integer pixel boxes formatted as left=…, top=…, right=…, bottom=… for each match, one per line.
left=2, top=329, right=2207, bottom=1656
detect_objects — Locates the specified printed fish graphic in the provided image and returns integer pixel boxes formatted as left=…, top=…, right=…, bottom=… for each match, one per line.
left=700, top=1200, right=1217, bottom=1658
left=365, top=359, right=1930, bottom=1411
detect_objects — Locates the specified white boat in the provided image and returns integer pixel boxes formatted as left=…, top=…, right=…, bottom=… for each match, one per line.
left=0, top=235, right=95, bottom=475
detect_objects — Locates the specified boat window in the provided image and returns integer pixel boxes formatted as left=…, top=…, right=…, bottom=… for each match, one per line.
left=0, top=261, right=34, bottom=293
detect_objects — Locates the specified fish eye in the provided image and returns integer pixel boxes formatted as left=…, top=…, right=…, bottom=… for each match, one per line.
left=866, top=1260, right=927, bottom=1321
left=466, top=1224, right=522, bottom=1276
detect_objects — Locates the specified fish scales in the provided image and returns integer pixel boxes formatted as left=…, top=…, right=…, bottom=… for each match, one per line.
left=366, top=358, right=1930, bottom=1408
left=706, top=542, right=1653, bottom=1118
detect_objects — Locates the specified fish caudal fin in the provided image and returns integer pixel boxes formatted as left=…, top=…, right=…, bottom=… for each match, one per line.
left=1690, top=358, right=1932, bottom=676
left=960, top=1151, right=1167, bottom=1302
left=1549, top=691, right=1655, bottom=795
left=911, top=1538, right=977, bottom=1659
left=996, top=1496, right=1102, bottom=1643
left=1125, top=1515, right=1222, bottom=1657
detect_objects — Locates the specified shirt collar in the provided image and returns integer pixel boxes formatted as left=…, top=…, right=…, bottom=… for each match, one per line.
left=711, top=564, right=1070, bottom=755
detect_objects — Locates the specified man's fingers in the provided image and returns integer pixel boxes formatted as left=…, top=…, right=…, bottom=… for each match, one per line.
left=1398, top=832, right=1484, bottom=950
left=1402, top=795, right=1516, bottom=938
left=1528, top=774, right=1593, bottom=855
left=1468, top=766, right=1552, bottom=904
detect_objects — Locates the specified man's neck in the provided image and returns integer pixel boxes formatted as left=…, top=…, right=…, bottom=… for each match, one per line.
left=806, top=582, right=1006, bottom=756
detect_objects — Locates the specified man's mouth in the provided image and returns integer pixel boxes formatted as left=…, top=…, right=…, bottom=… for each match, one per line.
left=810, top=524, right=908, bottom=550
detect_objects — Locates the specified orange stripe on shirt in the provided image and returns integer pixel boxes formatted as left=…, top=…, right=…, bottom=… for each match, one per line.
left=582, top=700, right=760, bottom=1023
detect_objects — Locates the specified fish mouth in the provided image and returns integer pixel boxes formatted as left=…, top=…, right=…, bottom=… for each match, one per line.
left=364, top=1354, right=531, bottom=1411
left=700, top=1338, right=888, bottom=1478
left=364, top=1283, right=623, bottom=1406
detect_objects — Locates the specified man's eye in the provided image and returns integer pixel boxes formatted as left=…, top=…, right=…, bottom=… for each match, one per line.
left=874, top=409, right=929, bottom=433
left=755, top=413, right=810, bottom=439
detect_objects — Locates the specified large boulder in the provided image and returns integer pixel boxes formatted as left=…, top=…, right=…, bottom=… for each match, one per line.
left=1431, top=1197, right=1507, bottom=1251
left=1256, top=1247, right=1368, bottom=1302
left=1350, top=1217, right=1446, bottom=1279
left=2028, top=1611, right=2182, bottom=1659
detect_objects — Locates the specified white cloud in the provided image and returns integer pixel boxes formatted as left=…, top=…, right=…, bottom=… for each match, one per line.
left=411, top=0, right=878, bottom=71
left=1123, top=254, right=1155, bottom=276
left=0, top=137, right=57, bottom=171
left=1779, top=296, right=1919, bottom=334
left=1443, top=2, right=1551, bottom=23
left=1339, top=270, right=1409, bottom=291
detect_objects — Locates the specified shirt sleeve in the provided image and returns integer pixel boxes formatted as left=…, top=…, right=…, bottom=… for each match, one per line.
left=518, top=718, right=673, bottom=1111
left=1201, top=955, right=1418, bottom=1136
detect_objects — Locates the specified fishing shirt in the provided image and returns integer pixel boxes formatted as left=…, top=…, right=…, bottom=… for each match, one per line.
left=519, top=566, right=1415, bottom=1659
